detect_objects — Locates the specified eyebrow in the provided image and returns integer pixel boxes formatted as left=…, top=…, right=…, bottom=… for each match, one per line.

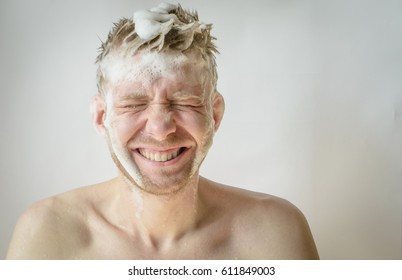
left=170, top=90, right=205, bottom=102
left=117, top=92, right=149, bottom=100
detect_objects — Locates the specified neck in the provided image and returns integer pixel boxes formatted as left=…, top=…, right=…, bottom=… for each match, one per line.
left=113, top=174, right=202, bottom=247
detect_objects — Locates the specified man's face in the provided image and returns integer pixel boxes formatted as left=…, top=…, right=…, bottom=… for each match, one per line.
left=98, top=51, right=223, bottom=195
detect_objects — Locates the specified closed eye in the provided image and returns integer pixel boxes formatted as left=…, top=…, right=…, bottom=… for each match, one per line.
left=115, top=103, right=148, bottom=114
left=124, top=104, right=147, bottom=109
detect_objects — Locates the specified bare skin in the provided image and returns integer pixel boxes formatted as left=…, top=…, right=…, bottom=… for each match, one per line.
left=6, top=176, right=319, bottom=259
left=6, top=51, right=319, bottom=260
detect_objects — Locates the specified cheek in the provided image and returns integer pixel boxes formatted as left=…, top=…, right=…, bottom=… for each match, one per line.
left=107, top=114, right=142, bottom=143
left=175, top=110, right=214, bottom=138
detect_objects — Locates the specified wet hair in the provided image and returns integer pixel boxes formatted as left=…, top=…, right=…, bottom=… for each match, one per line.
left=96, top=4, right=218, bottom=96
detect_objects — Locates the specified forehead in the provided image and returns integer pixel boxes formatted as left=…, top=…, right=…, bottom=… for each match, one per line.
left=103, top=50, right=209, bottom=88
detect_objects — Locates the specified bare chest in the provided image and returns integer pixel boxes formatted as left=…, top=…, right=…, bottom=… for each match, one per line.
left=70, top=222, right=283, bottom=260
left=73, top=228, right=240, bottom=260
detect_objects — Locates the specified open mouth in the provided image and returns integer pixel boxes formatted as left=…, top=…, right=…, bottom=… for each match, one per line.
left=137, top=147, right=187, bottom=162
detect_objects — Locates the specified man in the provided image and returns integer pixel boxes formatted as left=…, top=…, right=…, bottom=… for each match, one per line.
left=6, top=3, right=319, bottom=259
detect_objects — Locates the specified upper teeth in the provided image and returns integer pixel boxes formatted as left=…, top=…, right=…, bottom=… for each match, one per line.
left=139, top=149, right=180, bottom=162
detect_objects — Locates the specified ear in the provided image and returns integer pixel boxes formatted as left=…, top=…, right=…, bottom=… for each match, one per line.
left=90, top=95, right=107, bottom=136
left=212, top=91, right=225, bottom=132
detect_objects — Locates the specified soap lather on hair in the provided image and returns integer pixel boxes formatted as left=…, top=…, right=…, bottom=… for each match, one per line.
left=133, top=2, right=208, bottom=50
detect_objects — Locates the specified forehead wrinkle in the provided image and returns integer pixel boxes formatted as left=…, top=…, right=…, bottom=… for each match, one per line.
left=111, top=80, right=147, bottom=98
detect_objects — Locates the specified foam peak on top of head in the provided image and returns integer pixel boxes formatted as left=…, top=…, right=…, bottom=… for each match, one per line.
left=133, top=3, right=178, bottom=41
left=133, top=2, right=208, bottom=49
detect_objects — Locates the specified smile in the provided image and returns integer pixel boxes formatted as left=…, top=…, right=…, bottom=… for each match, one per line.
left=137, top=147, right=186, bottom=162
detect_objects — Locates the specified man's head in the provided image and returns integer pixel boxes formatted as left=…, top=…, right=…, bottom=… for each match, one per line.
left=92, top=3, right=224, bottom=195
left=96, top=3, right=218, bottom=99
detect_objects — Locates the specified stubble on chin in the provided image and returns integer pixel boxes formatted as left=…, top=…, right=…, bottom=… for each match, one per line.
left=105, top=131, right=198, bottom=196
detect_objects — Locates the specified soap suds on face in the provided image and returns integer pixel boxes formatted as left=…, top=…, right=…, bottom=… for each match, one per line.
left=101, top=50, right=207, bottom=90
left=101, top=49, right=214, bottom=196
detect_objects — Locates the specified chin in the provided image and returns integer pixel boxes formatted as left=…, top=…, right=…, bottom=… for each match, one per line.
left=132, top=164, right=199, bottom=195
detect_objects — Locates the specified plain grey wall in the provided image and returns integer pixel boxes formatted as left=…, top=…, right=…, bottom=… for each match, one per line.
left=1, top=0, right=401, bottom=259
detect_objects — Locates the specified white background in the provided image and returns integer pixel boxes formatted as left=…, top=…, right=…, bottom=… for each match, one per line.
left=0, top=0, right=401, bottom=259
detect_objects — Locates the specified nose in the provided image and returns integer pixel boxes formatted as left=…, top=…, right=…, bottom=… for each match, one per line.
left=144, top=104, right=176, bottom=140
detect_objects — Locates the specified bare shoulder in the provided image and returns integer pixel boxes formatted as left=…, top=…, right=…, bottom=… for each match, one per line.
left=200, top=178, right=319, bottom=259
left=6, top=183, right=105, bottom=259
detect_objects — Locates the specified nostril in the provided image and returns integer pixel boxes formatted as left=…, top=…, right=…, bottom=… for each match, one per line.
left=145, top=110, right=176, bottom=139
